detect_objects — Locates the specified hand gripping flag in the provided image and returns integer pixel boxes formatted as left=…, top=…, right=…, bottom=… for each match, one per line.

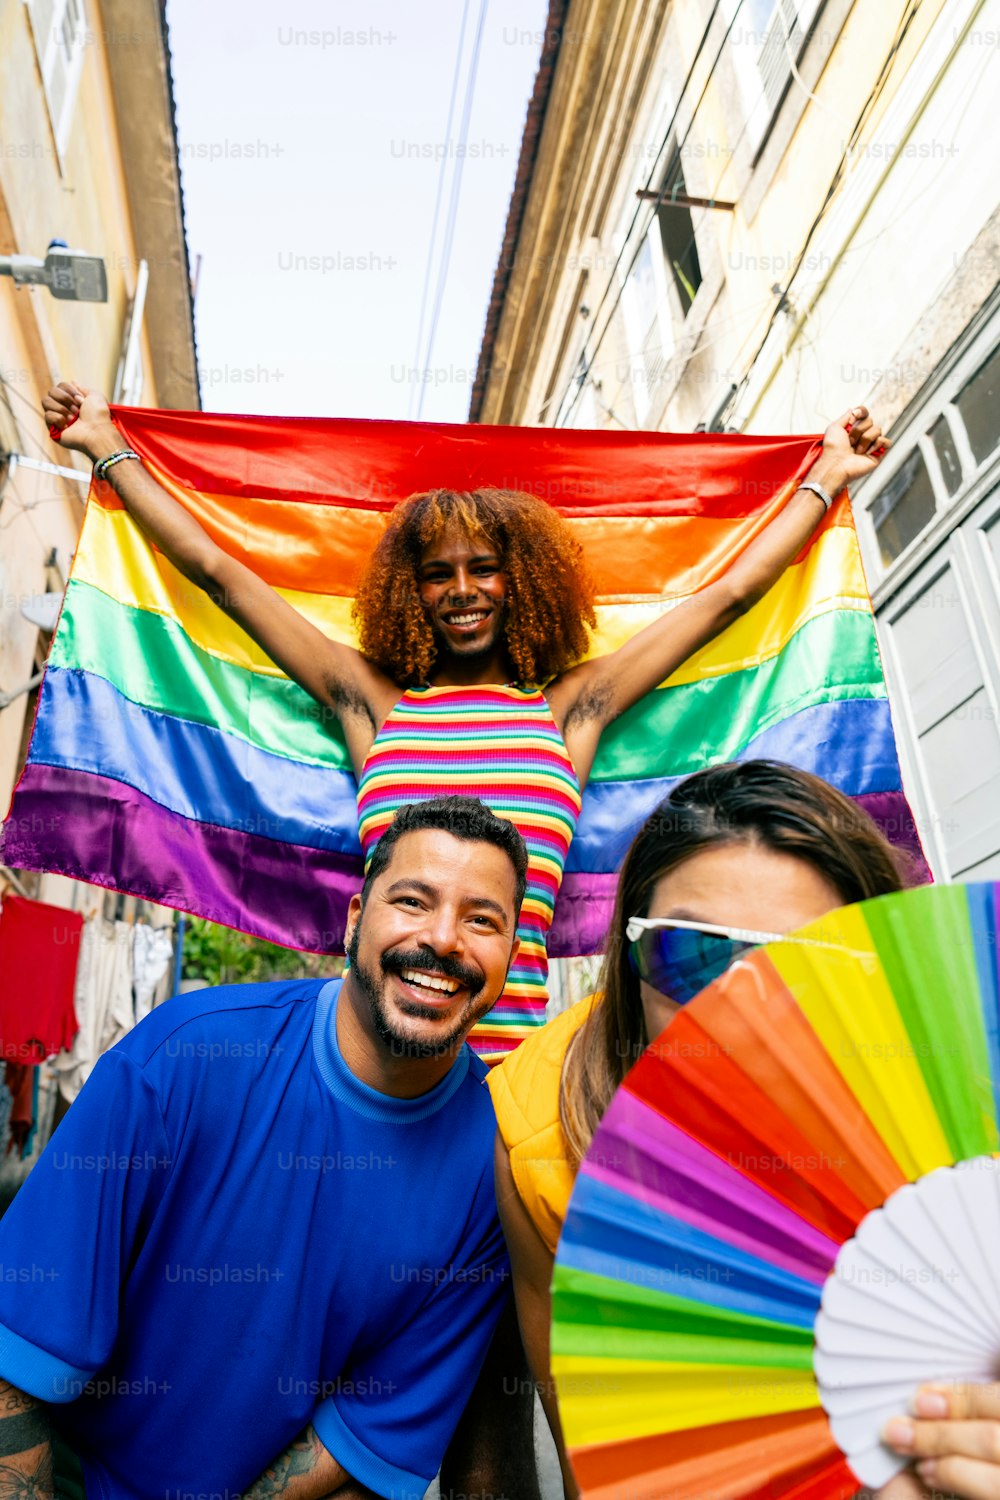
left=1, top=410, right=928, bottom=954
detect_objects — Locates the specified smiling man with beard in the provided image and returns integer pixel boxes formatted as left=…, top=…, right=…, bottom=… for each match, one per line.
left=0, top=798, right=528, bottom=1500
left=344, top=824, right=500, bottom=1065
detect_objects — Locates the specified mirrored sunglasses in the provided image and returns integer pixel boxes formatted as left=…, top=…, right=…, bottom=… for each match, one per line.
left=625, top=917, right=784, bottom=1006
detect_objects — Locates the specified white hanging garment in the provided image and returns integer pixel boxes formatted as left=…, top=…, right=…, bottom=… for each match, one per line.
left=133, top=924, right=174, bottom=1021
left=53, top=919, right=135, bottom=1103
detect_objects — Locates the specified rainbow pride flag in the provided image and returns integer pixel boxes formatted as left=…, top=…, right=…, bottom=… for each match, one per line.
left=1, top=409, right=926, bottom=955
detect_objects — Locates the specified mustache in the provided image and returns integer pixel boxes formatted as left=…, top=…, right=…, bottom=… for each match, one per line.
left=381, top=945, right=484, bottom=993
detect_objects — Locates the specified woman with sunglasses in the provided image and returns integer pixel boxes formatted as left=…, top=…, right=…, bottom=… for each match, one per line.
left=488, top=758, right=908, bottom=1498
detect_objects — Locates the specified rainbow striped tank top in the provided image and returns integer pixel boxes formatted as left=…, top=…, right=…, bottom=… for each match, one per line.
left=357, top=685, right=581, bottom=1063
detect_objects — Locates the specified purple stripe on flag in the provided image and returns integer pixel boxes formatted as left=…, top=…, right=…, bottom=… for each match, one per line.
left=856, top=790, right=933, bottom=885
left=2, top=764, right=360, bottom=954
left=2, top=772, right=930, bottom=959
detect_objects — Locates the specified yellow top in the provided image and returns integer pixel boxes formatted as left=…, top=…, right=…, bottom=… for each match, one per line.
left=486, top=994, right=598, bottom=1254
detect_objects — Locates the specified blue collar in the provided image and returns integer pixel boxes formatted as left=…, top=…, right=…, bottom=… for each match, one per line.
left=312, top=979, right=472, bottom=1122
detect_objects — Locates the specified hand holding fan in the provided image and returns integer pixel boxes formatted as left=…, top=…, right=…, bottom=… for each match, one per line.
left=552, top=881, right=1000, bottom=1500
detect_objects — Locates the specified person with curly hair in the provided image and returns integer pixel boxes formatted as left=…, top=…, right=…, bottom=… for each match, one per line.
left=353, top=486, right=596, bottom=688
left=43, top=382, right=888, bottom=1064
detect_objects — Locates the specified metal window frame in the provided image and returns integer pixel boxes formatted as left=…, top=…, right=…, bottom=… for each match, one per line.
left=113, top=258, right=149, bottom=405
left=872, top=477, right=1000, bottom=879
left=724, top=0, right=825, bottom=157
left=854, top=295, right=1000, bottom=611
left=849, top=294, right=1000, bottom=879
left=24, top=0, right=87, bottom=168
left=616, top=139, right=706, bottom=425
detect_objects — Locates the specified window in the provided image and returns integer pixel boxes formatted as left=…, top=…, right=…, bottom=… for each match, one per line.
left=927, top=413, right=962, bottom=498
left=728, top=0, right=824, bottom=151
left=628, top=237, right=659, bottom=343
left=859, top=325, right=1000, bottom=576
left=113, top=260, right=149, bottom=406
left=26, top=0, right=86, bottom=160
left=870, top=449, right=937, bottom=568
left=620, top=144, right=703, bottom=423
left=653, top=150, right=703, bottom=316
left=955, top=342, right=1000, bottom=468
left=855, top=300, right=1000, bottom=884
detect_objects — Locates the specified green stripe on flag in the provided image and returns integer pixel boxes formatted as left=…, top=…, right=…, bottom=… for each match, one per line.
left=591, top=608, right=885, bottom=781
left=55, top=579, right=884, bottom=782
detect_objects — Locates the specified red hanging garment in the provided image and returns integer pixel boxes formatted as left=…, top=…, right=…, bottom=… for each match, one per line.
left=0, top=895, right=82, bottom=1062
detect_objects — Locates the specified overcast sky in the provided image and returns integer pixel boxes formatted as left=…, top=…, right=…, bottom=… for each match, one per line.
left=165, top=0, right=549, bottom=423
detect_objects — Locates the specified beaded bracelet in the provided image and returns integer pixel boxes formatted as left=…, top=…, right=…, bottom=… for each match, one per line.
left=93, top=449, right=141, bottom=483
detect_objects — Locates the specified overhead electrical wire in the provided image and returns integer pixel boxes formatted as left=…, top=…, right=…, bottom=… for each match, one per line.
left=562, top=12, right=836, bottom=429
left=663, top=0, right=925, bottom=427
left=0, top=373, right=55, bottom=468
left=407, top=0, right=475, bottom=420
left=552, top=0, right=924, bottom=432
left=413, top=0, right=491, bottom=421
left=730, top=0, right=925, bottom=415
left=556, top=0, right=746, bottom=426
left=565, top=6, right=836, bottom=426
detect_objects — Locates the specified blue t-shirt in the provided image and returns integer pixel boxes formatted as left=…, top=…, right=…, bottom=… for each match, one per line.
left=0, top=979, right=509, bottom=1500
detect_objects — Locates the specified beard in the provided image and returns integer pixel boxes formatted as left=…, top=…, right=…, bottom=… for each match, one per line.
left=346, top=928, right=492, bottom=1058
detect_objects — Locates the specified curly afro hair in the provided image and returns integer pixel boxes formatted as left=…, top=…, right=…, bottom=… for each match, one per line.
left=352, top=488, right=597, bottom=687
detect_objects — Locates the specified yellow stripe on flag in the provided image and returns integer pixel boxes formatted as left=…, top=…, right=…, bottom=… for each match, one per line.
left=74, top=503, right=871, bottom=687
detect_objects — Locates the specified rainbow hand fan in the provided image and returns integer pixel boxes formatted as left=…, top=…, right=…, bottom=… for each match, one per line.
left=552, top=881, right=1000, bottom=1500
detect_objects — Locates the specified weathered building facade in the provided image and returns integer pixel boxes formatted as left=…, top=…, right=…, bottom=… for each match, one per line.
left=474, top=0, right=1000, bottom=881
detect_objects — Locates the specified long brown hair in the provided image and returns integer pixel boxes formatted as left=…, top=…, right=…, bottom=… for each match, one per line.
left=352, top=488, right=596, bottom=686
left=559, top=760, right=910, bottom=1166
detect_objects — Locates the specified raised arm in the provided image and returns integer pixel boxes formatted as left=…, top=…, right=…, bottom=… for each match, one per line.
left=549, top=407, right=888, bottom=784
left=494, top=1134, right=579, bottom=1500
left=43, top=382, right=399, bottom=772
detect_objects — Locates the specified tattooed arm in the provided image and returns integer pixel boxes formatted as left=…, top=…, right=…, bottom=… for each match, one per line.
left=242, top=1423, right=373, bottom=1499
left=0, top=1381, right=53, bottom=1499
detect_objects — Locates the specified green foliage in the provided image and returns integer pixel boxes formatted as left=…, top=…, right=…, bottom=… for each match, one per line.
left=181, top=917, right=343, bottom=988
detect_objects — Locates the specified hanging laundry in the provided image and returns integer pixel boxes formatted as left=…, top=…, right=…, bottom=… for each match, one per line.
left=0, top=896, right=82, bottom=1063
left=53, top=918, right=135, bottom=1104
left=132, top=923, right=174, bottom=1021
left=4, top=1064, right=35, bottom=1158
